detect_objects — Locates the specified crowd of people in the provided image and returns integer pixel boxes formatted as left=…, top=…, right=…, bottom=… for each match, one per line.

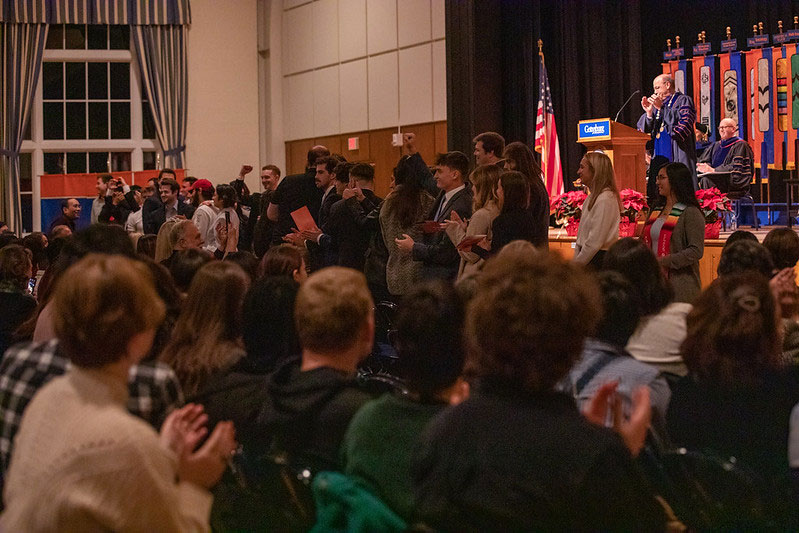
left=1, top=128, right=799, bottom=530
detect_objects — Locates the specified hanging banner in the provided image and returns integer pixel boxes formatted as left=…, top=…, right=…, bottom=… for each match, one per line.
left=745, top=48, right=767, bottom=172
left=771, top=44, right=799, bottom=169
left=661, top=60, right=688, bottom=94
left=691, top=55, right=716, bottom=142
left=780, top=43, right=799, bottom=170
left=719, top=51, right=746, bottom=141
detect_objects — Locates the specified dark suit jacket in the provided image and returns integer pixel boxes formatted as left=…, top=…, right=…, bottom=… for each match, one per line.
left=318, top=190, right=383, bottom=270
left=143, top=199, right=195, bottom=235
left=318, top=188, right=341, bottom=229
left=412, top=186, right=472, bottom=280
left=473, top=208, right=539, bottom=259
left=48, top=215, right=76, bottom=234
left=99, top=190, right=138, bottom=226
left=270, top=169, right=324, bottom=244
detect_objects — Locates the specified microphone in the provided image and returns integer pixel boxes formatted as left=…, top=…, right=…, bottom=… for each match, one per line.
left=614, top=90, right=641, bottom=122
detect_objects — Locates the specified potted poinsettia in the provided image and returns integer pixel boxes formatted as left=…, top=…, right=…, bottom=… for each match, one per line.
left=550, top=190, right=588, bottom=236
left=695, top=187, right=732, bottom=239
left=619, top=189, right=647, bottom=237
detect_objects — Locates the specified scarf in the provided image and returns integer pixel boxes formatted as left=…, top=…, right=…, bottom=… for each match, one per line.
left=642, top=203, right=686, bottom=262
left=652, top=94, right=676, bottom=160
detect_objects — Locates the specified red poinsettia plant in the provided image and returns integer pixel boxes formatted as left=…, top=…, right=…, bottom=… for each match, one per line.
left=550, top=190, right=588, bottom=226
left=695, top=187, right=732, bottom=223
left=619, top=188, right=648, bottom=223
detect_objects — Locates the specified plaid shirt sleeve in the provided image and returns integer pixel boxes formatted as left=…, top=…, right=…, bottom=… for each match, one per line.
left=0, top=340, right=68, bottom=473
left=127, top=361, right=184, bottom=430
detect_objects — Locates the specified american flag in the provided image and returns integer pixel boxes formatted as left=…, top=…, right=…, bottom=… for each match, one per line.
left=534, top=52, right=564, bottom=197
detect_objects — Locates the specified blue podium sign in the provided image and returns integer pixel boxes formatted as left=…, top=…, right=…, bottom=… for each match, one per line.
left=578, top=118, right=612, bottom=142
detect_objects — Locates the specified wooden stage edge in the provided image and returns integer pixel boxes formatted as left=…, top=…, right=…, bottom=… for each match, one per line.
left=548, top=226, right=785, bottom=289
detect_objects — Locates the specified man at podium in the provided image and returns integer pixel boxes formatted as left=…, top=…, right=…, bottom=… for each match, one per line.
left=637, top=74, right=698, bottom=189
left=696, top=118, right=754, bottom=193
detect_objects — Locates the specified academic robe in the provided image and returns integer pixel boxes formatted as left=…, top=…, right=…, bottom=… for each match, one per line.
left=638, top=92, right=698, bottom=189
left=698, top=137, right=755, bottom=192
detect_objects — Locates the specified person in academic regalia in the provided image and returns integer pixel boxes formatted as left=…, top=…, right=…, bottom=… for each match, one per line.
left=637, top=74, right=698, bottom=190
left=696, top=118, right=755, bottom=193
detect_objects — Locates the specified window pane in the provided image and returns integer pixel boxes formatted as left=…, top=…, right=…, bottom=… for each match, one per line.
left=87, top=25, right=107, bottom=49
left=67, top=152, right=87, bottom=174
left=109, top=63, right=130, bottom=99
left=88, top=102, right=109, bottom=139
left=110, top=102, right=131, bottom=138
left=65, top=62, right=86, bottom=99
left=89, top=152, right=110, bottom=173
left=112, top=152, right=132, bottom=172
left=66, top=102, right=87, bottom=139
left=44, top=153, right=65, bottom=174
left=142, top=100, right=156, bottom=139
left=19, top=153, right=32, bottom=192
left=42, top=62, right=63, bottom=100
left=21, top=194, right=33, bottom=234
left=143, top=151, right=157, bottom=170
left=46, top=25, right=64, bottom=49
left=43, top=102, right=64, bottom=140
left=64, top=24, right=86, bottom=49
left=109, top=26, right=130, bottom=50
left=87, top=62, right=108, bottom=100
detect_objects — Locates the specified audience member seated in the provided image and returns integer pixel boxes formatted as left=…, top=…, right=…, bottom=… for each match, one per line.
left=1, top=255, right=235, bottom=531
left=160, top=262, right=250, bottom=400
left=764, top=229, right=799, bottom=361
left=413, top=250, right=665, bottom=531
left=561, top=271, right=671, bottom=425
left=34, top=224, right=137, bottom=342
left=444, top=164, right=501, bottom=282
left=667, top=273, right=799, bottom=500
left=717, top=239, right=774, bottom=278
left=472, top=171, right=538, bottom=258
left=22, top=231, right=48, bottom=277
left=154, top=219, right=178, bottom=263
left=258, top=243, right=308, bottom=284
left=342, top=280, right=467, bottom=521
left=256, top=267, right=374, bottom=472
left=224, top=251, right=259, bottom=281
left=395, top=152, right=473, bottom=282
left=168, top=248, right=214, bottom=294
left=764, top=228, right=799, bottom=271
left=606, top=238, right=688, bottom=376
left=502, top=142, right=550, bottom=248
left=161, top=219, right=204, bottom=269
left=380, top=155, right=435, bottom=298
left=136, top=233, right=157, bottom=259
left=723, top=229, right=758, bottom=250
left=0, top=245, right=36, bottom=356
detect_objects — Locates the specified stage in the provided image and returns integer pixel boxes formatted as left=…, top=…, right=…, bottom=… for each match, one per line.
left=548, top=226, right=780, bottom=289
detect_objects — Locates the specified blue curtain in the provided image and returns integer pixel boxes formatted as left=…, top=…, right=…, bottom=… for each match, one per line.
left=0, top=22, right=47, bottom=232
left=132, top=24, right=187, bottom=169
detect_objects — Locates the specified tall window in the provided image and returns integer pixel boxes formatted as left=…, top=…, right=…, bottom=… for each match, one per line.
left=19, top=24, right=159, bottom=233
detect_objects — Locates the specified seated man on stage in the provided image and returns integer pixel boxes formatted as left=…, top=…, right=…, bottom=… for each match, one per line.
left=696, top=118, right=754, bottom=193
left=638, top=74, right=698, bottom=189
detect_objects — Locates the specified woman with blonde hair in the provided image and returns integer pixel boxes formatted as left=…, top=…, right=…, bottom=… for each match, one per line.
left=573, top=151, right=621, bottom=267
left=154, top=219, right=177, bottom=263
left=160, top=261, right=251, bottom=398
left=445, top=164, right=501, bottom=280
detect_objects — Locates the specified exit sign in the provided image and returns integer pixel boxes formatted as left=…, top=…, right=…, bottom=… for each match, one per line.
left=347, top=137, right=359, bottom=150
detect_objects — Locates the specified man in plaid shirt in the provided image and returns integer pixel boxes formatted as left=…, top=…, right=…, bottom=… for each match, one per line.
left=0, top=339, right=183, bottom=474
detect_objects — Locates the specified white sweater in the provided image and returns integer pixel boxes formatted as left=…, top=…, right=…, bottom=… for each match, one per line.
left=2, top=368, right=212, bottom=532
left=573, top=189, right=620, bottom=264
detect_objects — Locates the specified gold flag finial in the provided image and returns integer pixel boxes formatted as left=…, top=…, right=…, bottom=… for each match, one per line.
left=759, top=21, right=764, bottom=34
left=702, top=31, right=706, bottom=42
left=666, top=38, right=672, bottom=50
left=779, top=20, right=784, bottom=33
left=697, top=32, right=702, bottom=42
left=753, top=24, right=758, bottom=36
left=538, top=39, right=543, bottom=56
left=726, top=26, right=732, bottom=40
left=675, top=35, right=680, bottom=47
left=794, top=15, right=798, bottom=28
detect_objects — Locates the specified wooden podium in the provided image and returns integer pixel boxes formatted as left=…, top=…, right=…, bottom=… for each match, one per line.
left=577, top=118, right=650, bottom=192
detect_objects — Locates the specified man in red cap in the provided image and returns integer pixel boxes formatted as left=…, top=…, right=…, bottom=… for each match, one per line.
left=188, top=179, right=218, bottom=251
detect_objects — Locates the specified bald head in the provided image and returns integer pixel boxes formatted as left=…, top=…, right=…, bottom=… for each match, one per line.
left=653, top=74, right=675, bottom=99
left=719, top=118, right=737, bottom=140
left=307, top=145, right=331, bottom=169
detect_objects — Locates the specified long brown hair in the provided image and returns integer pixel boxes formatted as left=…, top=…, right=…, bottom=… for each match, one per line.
left=160, top=261, right=251, bottom=397
left=469, top=165, right=501, bottom=211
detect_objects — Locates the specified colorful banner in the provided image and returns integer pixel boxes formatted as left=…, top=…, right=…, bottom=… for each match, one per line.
left=661, top=60, right=689, bottom=95
left=719, top=51, right=746, bottom=140
left=744, top=48, right=775, bottom=176
left=691, top=55, right=717, bottom=142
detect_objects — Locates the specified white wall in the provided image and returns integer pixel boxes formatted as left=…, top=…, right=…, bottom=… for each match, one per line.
left=278, top=0, right=446, bottom=141
left=186, top=0, right=261, bottom=191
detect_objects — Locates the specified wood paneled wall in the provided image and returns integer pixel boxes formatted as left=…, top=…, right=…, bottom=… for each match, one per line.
left=285, top=121, right=448, bottom=198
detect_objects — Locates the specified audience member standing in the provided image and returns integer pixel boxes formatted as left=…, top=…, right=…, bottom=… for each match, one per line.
left=395, top=152, right=472, bottom=282
left=210, top=184, right=240, bottom=252
left=380, top=156, right=435, bottom=298
left=252, top=165, right=281, bottom=257
left=502, top=142, right=550, bottom=248
left=472, top=171, right=537, bottom=258
left=2, top=255, right=235, bottom=531
left=124, top=186, right=145, bottom=233
left=144, top=177, right=196, bottom=235
left=472, top=131, right=505, bottom=167
left=48, top=198, right=81, bottom=235
left=90, top=174, right=111, bottom=224
left=267, top=146, right=328, bottom=244
left=445, top=165, right=500, bottom=281
left=188, top=179, right=217, bottom=250
left=642, top=162, right=704, bottom=303
left=573, top=151, right=621, bottom=267
left=0, top=245, right=36, bottom=356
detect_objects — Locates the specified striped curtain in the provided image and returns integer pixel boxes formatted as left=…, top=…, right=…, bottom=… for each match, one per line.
left=0, top=22, right=47, bottom=232
left=1, top=0, right=191, bottom=24
left=132, top=24, right=187, bottom=168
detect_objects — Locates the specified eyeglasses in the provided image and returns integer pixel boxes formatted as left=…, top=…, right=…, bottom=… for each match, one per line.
left=655, top=175, right=668, bottom=181
left=718, top=125, right=736, bottom=130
